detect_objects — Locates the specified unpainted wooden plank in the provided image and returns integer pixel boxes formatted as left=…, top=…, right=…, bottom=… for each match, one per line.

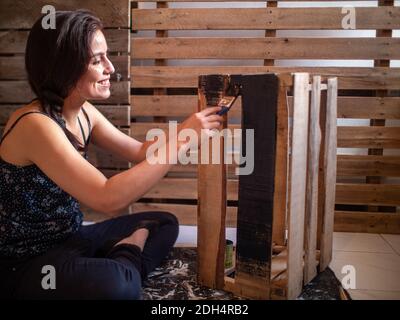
left=271, top=250, right=288, bottom=281
left=337, top=126, right=400, bottom=149
left=303, top=75, right=321, bottom=284
left=319, top=77, right=338, bottom=271
left=0, top=29, right=129, bottom=54
left=272, top=84, right=289, bottom=246
left=197, top=74, right=227, bottom=289
left=334, top=211, right=400, bottom=234
left=335, top=183, right=400, bottom=206
left=131, top=202, right=238, bottom=227
left=0, top=53, right=129, bottom=86
left=130, top=66, right=400, bottom=90
left=0, top=0, right=130, bottom=29
left=130, top=122, right=240, bottom=142
left=337, top=155, right=400, bottom=177
left=131, top=95, right=241, bottom=118
left=132, top=37, right=400, bottom=60
left=365, top=0, right=394, bottom=211
left=88, top=144, right=131, bottom=170
left=132, top=7, right=399, bottom=30
left=287, top=73, right=309, bottom=300
left=131, top=0, right=364, bottom=2
left=96, top=105, right=130, bottom=126
left=0, top=104, right=130, bottom=126
left=337, top=97, right=400, bottom=120
left=0, top=80, right=130, bottom=104
left=131, top=95, right=400, bottom=120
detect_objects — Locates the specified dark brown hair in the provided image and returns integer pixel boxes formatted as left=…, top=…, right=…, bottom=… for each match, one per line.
left=25, top=9, right=103, bottom=150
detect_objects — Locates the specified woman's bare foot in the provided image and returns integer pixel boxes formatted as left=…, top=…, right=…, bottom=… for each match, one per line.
left=115, top=228, right=149, bottom=252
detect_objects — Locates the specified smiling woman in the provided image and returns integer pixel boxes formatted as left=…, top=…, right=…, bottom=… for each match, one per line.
left=0, top=9, right=217, bottom=300
left=0, top=8, right=224, bottom=299
left=24, top=10, right=112, bottom=152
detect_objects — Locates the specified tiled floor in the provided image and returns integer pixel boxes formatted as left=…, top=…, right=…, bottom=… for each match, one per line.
left=176, top=228, right=400, bottom=300
left=330, top=232, right=400, bottom=300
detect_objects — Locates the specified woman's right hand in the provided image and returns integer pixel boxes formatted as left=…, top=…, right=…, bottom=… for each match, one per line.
left=177, top=106, right=224, bottom=142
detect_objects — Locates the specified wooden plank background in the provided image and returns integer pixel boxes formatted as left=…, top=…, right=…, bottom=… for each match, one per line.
left=129, top=0, right=400, bottom=236
left=0, top=0, right=399, bottom=235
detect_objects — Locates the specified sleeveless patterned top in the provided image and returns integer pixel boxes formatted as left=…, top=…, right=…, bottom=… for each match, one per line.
left=0, top=106, right=91, bottom=259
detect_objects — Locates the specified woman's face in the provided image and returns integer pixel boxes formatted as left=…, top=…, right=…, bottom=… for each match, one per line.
left=74, top=29, right=115, bottom=100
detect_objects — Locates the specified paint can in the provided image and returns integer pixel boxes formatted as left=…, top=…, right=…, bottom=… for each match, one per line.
left=225, top=239, right=234, bottom=269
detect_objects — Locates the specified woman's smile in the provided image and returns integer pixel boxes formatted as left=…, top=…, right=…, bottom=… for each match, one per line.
left=97, top=78, right=111, bottom=88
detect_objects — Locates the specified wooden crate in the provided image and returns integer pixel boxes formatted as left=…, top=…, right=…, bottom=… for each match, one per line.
left=196, top=72, right=337, bottom=300
left=130, top=0, right=400, bottom=235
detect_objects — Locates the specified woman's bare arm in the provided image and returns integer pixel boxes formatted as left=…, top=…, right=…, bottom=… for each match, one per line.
left=24, top=113, right=174, bottom=216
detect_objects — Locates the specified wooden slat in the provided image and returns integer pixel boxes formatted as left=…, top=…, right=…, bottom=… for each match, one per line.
left=132, top=37, right=400, bottom=60
left=272, top=84, right=289, bottom=246
left=103, top=29, right=131, bottom=53
left=287, top=73, right=309, bottom=300
left=132, top=95, right=240, bottom=118
left=264, top=1, right=277, bottom=66
left=365, top=0, right=394, bottom=211
left=337, top=97, right=400, bottom=120
left=319, top=77, right=338, bottom=271
left=335, top=183, right=400, bottom=206
left=88, top=147, right=130, bottom=170
left=96, top=105, right=130, bottom=126
left=337, top=126, right=400, bottom=149
left=132, top=95, right=400, bottom=120
left=136, top=155, right=400, bottom=177
left=141, top=177, right=238, bottom=201
left=0, top=104, right=130, bottom=126
left=271, top=250, right=288, bottom=281
left=197, top=80, right=227, bottom=288
left=303, top=76, right=321, bottom=284
left=334, top=211, right=400, bottom=234
left=131, top=0, right=379, bottom=2
left=0, top=56, right=26, bottom=81
left=132, top=7, right=399, bottom=30
left=131, top=202, right=238, bottom=227
left=0, top=81, right=130, bottom=105
left=337, top=155, right=400, bottom=177
left=0, top=81, right=34, bottom=103
left=0, top=0, right=130, bottom=29
left=0, top=54, right=129, bottom=81
left=131, top=122, right=240, bottom=142
left=88, top=127, right=132, bottom=169
left=0, top=29, right=129, bottom=54
left=131, top=66, right=400, bottom=90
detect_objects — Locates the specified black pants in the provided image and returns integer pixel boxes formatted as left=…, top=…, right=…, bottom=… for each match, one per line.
left=0, top=211, right=179, bottom=300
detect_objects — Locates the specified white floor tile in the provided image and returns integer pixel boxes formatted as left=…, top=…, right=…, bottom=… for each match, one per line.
left=330, top=251, right=400, bottom=291
left=333, top=232, right=394, bottom=253
left=348, top=289, right=400, bottom=300
left=381, top=234, right=400, bottom=255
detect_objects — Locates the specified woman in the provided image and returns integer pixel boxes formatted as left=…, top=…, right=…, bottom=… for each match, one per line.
left=0, top=10, right=223, bottom=299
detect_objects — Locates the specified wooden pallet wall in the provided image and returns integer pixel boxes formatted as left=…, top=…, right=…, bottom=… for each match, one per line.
left=130, top=0, right=400, bottom=234
left=1, top=1, right=399, bottom=234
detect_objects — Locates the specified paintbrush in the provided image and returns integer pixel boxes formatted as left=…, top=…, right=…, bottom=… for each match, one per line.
left=217, top=84, right=241, bottom=116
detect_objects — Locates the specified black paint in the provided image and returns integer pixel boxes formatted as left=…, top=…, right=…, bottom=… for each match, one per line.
left=236, top=74, right=279, bottom=277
